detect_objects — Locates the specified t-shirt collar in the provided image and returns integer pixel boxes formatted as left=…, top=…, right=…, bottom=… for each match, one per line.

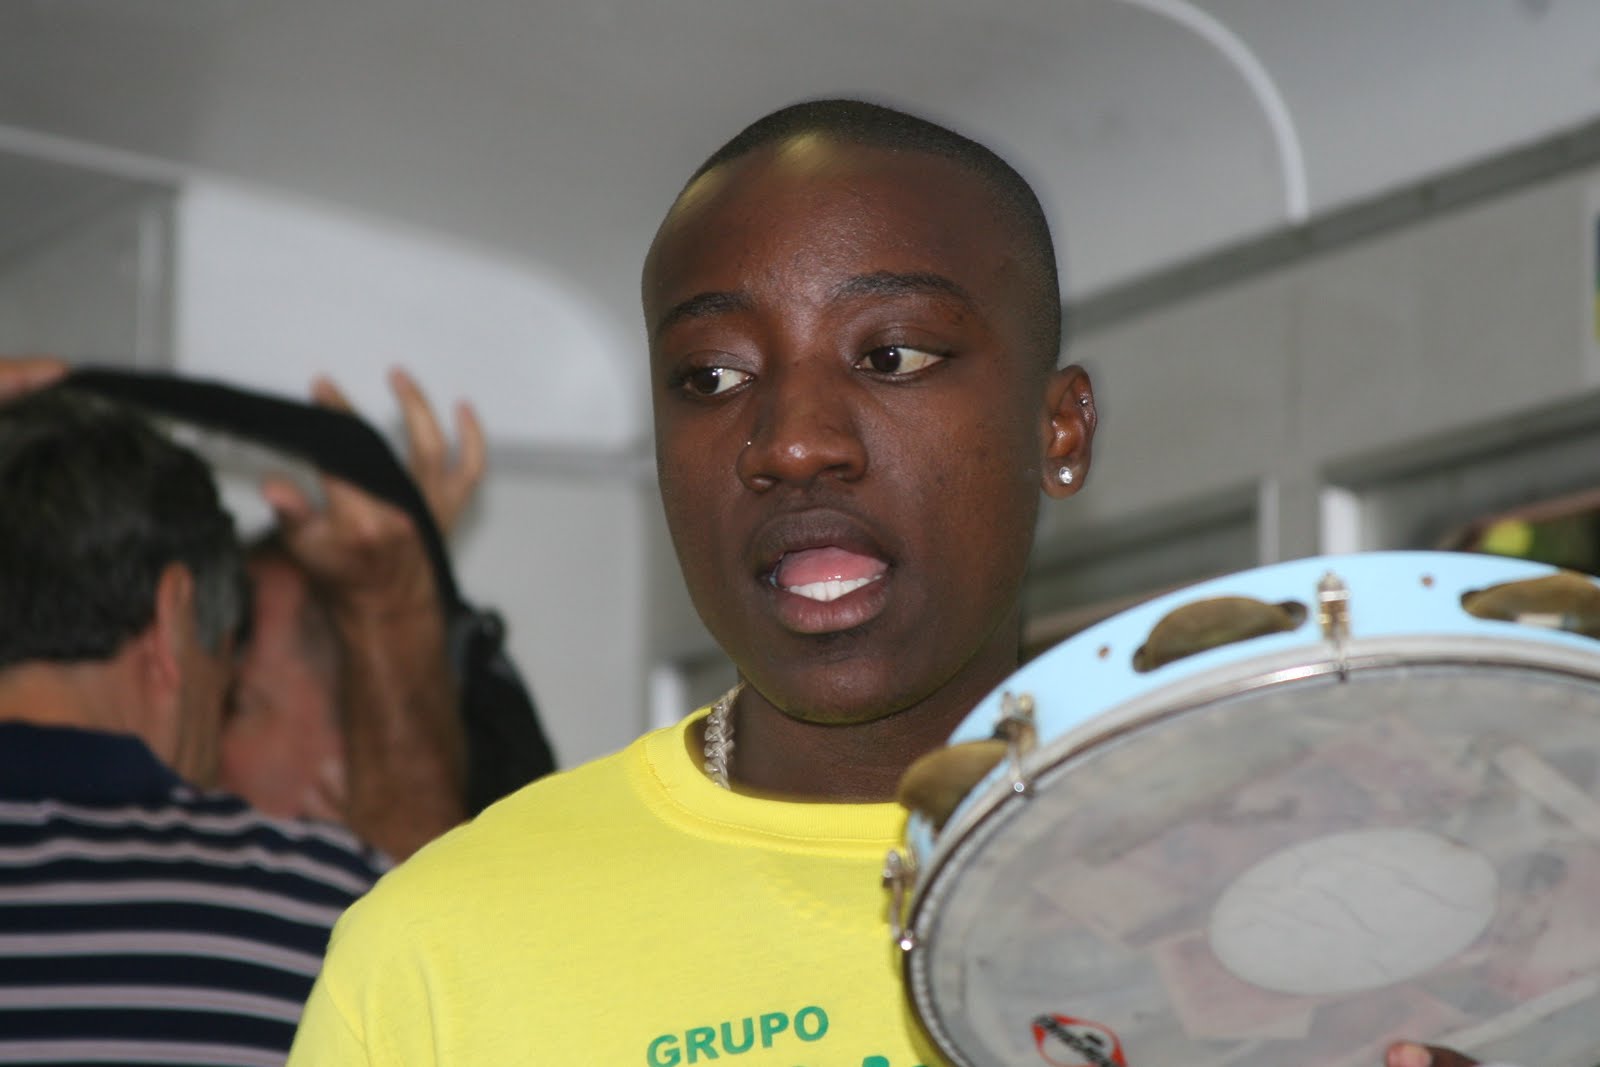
left=0, top=722, right=183, bottom=804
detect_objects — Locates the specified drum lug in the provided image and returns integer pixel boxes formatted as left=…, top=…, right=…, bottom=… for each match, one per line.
left=996, top=691, right=1038, bottom=795
left=883, top=849, right=918, bottom=953
left=1317, top=571, right=1351, bottom=679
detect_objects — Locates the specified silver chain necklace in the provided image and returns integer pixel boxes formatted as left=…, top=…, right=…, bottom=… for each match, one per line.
left=702, top=683, right=744, bottom=789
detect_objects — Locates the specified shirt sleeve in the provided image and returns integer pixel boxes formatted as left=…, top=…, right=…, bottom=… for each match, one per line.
left=288, top=969, right=373, bottom=1066
left=287, top=896, right=431, bottom=1067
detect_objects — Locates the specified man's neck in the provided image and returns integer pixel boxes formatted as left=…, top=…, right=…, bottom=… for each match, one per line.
left=0, top=660, right=138, bottom=735
left=716, top=656, right=1020, bottom=802
left=724, top=705, right=970, bottom=802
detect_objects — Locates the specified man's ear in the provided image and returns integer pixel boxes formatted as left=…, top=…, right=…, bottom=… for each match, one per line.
left=1039, top=363, right=1096, bottom=498
left=139, top=563, right=196, bottom=714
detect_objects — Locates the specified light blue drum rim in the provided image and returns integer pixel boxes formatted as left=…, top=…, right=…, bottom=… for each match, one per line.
left=897, top=550, right=1600, bottom=1067
left=917, top=552, right=1597, bottom=854
left=946, top=550, right=1593, bottom=750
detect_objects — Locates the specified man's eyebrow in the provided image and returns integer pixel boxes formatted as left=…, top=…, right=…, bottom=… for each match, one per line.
left=830, top=271, right=975, bottom=306
left=653, top=290, right=754, bottom=338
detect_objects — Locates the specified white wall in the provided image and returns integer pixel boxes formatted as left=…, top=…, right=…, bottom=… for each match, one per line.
left=0, top=191, right=172, bottom=362
left=1030, top=160, right=1600, bottom=620
left=171, top=180, right=642, bottom=451
left=453, top=470, right=652, bottom=765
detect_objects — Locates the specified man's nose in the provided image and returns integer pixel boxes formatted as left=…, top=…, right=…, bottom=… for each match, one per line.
left=735, top=363, right=867, bottom=491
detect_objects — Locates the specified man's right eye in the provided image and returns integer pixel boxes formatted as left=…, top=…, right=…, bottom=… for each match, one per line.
left=683, top=366, right=752, bottom=396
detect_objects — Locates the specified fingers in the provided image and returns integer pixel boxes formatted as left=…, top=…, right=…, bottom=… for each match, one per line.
left=265, top=372, right=459, bottom=609
left=392, top=367, right=447, bottom=477
left=452, top=397, right=488, bottom=504
left=273, top=460, right=408, bottom=557
left=389, top=366, right=486, bottom=534
left=0, top=355, right=68, bottom=402
left=1386, top=1042, right=1479, bottom=1067
left=306, top=374, right=398, bottom=540
left=260, top=475, right=317, bottom=529
left=300, top=373, right=410, bottom=545
left=311, top=375, right=355, bottom=413
left=266, top=465, right=434, bottom=613
left=276, top=377, right=436, bottom=607
left=259, top=474, right=340, bottom=577
left=299, top=755, right=348, bottom=824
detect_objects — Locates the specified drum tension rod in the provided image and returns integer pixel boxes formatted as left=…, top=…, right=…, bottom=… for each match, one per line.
left=996, top=691, right=1038, bottom=795
left=1317, top=571, right=1352, bottom=680
left=882, top=849, right=917, bottom=953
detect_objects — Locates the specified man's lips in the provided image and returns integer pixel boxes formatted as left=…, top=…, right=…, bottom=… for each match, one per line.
left=773, top=546, right=889, bottom=603
left=749, top=511, right=896, bottom=633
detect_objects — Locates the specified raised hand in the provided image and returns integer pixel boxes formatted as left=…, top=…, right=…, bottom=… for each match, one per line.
left=261, top=375, right=437, bottom=612
left=389, top=366, right=486, bottom=536
left=259, top=373, right=466, bottom=860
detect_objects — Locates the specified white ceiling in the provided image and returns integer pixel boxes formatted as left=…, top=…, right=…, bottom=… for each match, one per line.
left=2, top=0, right=1598, bottom=386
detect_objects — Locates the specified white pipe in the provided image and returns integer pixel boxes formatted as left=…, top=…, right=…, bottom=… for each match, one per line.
left=1110, top=0, right=1311, bottom=223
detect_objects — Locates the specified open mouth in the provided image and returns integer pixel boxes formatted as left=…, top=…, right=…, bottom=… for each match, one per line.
left=783, top=574, right=883, bottom=603
left=749, top=513, right=897, bottom=635
left=771, top=545, right=889, bottom=602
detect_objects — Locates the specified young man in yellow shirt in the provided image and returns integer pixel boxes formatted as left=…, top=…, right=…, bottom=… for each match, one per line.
left=288, top=99, right=1473, bottom=1067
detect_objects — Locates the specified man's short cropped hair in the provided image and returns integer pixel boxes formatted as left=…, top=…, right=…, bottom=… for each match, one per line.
left=686, top=97, right=1063, bottom=365
left=0, top=387, right=246, bottom=669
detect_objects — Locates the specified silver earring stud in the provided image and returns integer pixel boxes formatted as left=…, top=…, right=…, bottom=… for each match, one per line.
left=1056, top=466, right=1074, bottom=486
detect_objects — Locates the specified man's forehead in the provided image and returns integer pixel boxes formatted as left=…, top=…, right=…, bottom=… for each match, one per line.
left=672, top=133, right=860, bottom=211
left=666, top=136, right=996, bottom=228
left=644, top=138, right=1014, bottom=304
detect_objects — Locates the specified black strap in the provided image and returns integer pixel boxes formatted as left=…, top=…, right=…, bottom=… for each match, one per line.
left=69, top=367, right=462, bottom=607
left=67, top=366, right=557, bottom=812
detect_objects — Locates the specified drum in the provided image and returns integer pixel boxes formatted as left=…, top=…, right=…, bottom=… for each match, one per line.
left=886, top=552, right=1600, bottom=1067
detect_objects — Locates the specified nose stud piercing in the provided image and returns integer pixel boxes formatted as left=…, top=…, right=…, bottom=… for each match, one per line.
left=1056, top=466, right=1074, bottom=486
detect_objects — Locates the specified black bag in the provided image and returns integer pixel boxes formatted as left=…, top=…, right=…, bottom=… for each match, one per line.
left=68, top=366, right=557, bottom=814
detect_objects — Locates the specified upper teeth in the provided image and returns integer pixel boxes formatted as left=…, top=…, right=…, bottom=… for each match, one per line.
left=785, top=576, right=880, bottom=603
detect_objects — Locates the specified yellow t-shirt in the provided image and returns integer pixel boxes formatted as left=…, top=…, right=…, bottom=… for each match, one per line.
left=289, top=710, right=943, bottom=1066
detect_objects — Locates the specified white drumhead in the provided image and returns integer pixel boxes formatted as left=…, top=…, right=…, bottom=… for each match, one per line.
left=1209, top=828, right=1498, bottom=996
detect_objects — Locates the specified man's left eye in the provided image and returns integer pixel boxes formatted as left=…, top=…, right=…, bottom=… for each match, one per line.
left=856, top=345, right=945, bottom=375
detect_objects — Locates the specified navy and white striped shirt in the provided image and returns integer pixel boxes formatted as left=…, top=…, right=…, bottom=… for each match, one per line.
left=0, top=722, right=386, bottom=1065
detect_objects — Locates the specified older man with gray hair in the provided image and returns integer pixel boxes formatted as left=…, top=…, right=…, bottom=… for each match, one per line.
left=0, top=380, right=463, bottom=1065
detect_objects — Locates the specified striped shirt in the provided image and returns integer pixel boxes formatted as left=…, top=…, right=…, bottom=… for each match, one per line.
left=0, top=722, right=385, bottom=1065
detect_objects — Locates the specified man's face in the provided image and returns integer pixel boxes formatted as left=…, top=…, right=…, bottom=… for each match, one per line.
left=644, top=138, right=1072, bottom=726
left=218, top=556, right=345, bottom=820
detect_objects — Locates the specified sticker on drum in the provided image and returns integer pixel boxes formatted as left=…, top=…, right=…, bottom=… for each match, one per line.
left=891, top=552, right=1600, bottom=1067
left=1030, top=1014, right=1127, bottom=1067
